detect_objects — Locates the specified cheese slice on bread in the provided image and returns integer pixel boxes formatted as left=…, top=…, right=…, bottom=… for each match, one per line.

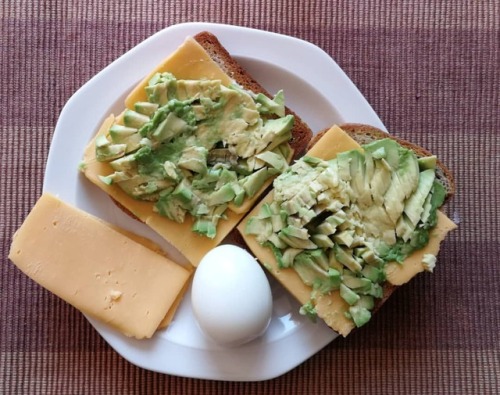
left=81, top=32, right=312, bottom=266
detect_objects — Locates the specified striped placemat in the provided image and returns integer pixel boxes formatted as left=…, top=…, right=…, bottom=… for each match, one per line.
left=1, top=1, right=499, bottom=393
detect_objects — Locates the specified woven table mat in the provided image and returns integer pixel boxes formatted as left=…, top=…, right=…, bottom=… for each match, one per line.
left=1, top=1, right=499, bottom=394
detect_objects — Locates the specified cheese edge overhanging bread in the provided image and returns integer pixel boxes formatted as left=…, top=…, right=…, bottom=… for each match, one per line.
left=81, top=31, right=313, bottom=266
left=237, top=124, right=457, bottom=337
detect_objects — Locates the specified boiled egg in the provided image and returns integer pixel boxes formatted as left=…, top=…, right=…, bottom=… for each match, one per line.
left=191, top=244, right=273, bottom=347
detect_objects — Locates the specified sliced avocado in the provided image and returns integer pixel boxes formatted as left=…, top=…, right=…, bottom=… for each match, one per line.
left=254, top=90, right=286, bottom=117
left=241, top=167, right=276, bottom=198
left=299, top=301, right=317, bottom=322
left=334, top=230, right=356, bottom=247
left=178, top=146, right=208, bottom=174
left=383, top=171, right=406, bottom=224
left=278, top=233, right=317, bottom=250
left=145, top=73, right=176, bottom=104
left=245, top=216, right=273, bottom=244
left=421, top=181, right=446, bottom=227
left=123, top=109, right=150, bottom=129
left=364, top=138, right=400, bottom=171
left=109, top=152, right=137, bottom=171
left=281, top=247, right=303, bottom=268
left=192, top=219, right=217, bottom=239
left=207, top=183, right=236, bottom=206
left=340, top=284, right=360, bottom=305
left=271, top=212, right=287, bottom=233
left=348, top=150, right=372, bottom=207
left=361, top=265, right=385, bottom=283
left=395, top=214, right=415, bottom=242
left=260, top=115, right=294, bottom=152
left=95, top=135, right=126, bottom=161
left=370, top=158, right=392, bottom=205
left=255, top=150, right=287, bottom=172
left=151, top=112, right=190, bottom=143
left=280, top=225, right=310, bottom=240
left=134, top=102, right=159, bottom=117
left=348, top=305, right=371, bottom=327
left=109, top=125, right=138, bottom=143
left=232, top=183, right=246, bottom=207
left=175, top=79, right=222, bottom=101
left=342, top=273, right=372, bottom=293
left=418, top=155, right=437, bottom=170
left=294, top=252, right=340, bottom=294
left=171, top=179, right=195, bottom=210
left=267, top=233, right=288, bottom=249
left=395, top=148, right=420, bottom=200
left=356, top=295, right=375, bottom=310
left=328, top=249, right=344, bottom=272
left=308, top=249, right=330, bottom=271
left=336, top=153, right=352, bottom=181
left=334, top=245, right=363, bottom=273
left=403, top=169, right=436, bottom=226
left=311, top=233, right=334, bottom=248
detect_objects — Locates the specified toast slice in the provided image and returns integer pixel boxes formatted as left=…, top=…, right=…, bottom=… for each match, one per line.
left=238, top=124, right=457, bottom=336
left=81, top=32, right=313, bottom=266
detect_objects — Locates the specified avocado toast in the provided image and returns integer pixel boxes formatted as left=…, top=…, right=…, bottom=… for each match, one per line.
left=238, top=124, right=456, bottom=336
left=81, top=31, right=312, bottom=266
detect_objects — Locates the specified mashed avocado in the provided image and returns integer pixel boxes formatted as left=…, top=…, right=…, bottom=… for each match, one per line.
left=95, top=72, right=294, bottom=238
left=245, top=139, right=446, bottom=328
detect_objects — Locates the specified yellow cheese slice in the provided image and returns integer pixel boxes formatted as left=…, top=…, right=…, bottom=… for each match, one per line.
left=238, top=125, right=457, bottom=336
left=385, top=210, right=457, bottom=285
left=82, top=37, right=289, bottom=265
left=125, top=37, right=232, bottom=108
left=9, top=193, right=192, bottom=339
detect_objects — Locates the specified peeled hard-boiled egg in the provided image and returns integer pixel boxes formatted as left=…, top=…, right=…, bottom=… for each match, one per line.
left=191, top=244, right=273, bottom=347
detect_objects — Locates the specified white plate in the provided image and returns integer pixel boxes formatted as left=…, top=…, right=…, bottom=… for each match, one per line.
left=44, top=22, right=386, bottom=381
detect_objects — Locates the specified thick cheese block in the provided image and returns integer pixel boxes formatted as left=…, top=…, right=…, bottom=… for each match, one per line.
left=238, top=125, right=457, bottom=336
left=9, top=193, right=192, bottom=339
left=81, top=37, right=284, bottom=266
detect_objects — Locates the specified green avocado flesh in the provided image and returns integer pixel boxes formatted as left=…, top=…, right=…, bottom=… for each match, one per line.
left=95, top=72, right=294, bottom=238
left=245, top=140, right=445, bottom=328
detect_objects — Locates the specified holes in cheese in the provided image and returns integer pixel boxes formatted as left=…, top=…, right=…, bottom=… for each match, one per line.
left=9, top=193, right=192, bottom=339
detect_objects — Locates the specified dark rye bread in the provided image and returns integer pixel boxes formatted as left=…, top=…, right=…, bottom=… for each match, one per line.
left=309, top=123, right=455, bottom=202
left=193, top=31, right=313, bottom=159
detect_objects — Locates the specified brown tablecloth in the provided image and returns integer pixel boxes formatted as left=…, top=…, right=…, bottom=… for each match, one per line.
left=2, top=1, right=499, bottom=393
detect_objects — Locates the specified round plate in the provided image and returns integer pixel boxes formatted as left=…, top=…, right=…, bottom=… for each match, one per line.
left=44, top=22, right=385, bottom=381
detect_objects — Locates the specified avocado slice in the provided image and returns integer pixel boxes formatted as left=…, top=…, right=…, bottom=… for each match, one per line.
left=134, top=102, right=159, bottom=117
left=123, top=109, right=150, bottom=129
left=260, top=115, right=294, bottom=152
left=364, top=138, right=400, bottom=171
left=95, top=135, right=126, bottom=161
left=418, top=155, right=437, bottom=171
left=151, top=112, right=190, bottom=143
left=340, top=284, right=360, bottom=305
left=404, top=169, right=436, bottom=226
